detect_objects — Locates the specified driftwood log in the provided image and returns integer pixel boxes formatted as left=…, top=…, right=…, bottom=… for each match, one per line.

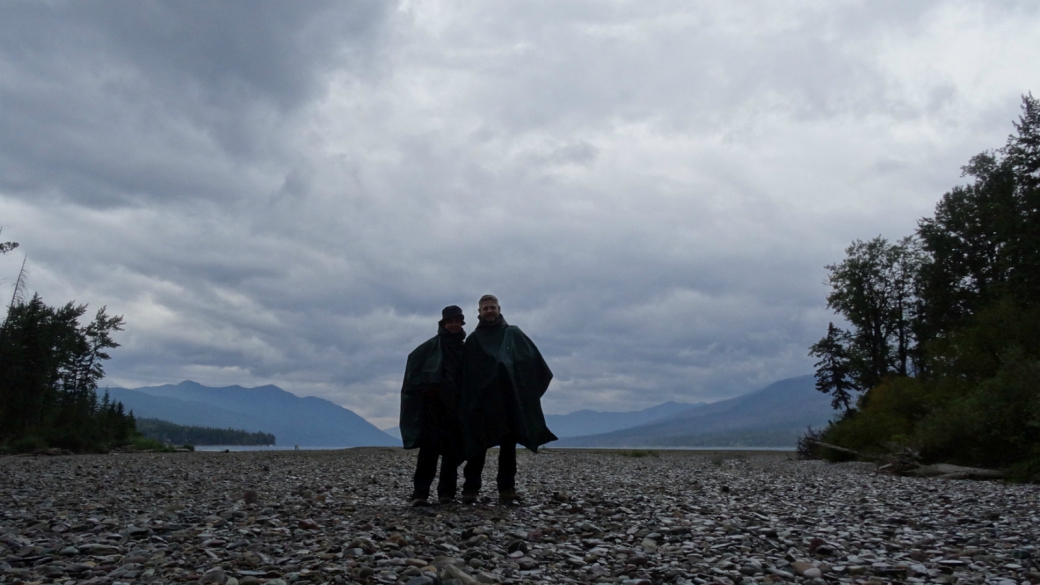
left=900, top=463, right=1007, bottom=480
left=806, top=439, right=1007, bottom=480
left=808, top=440, right=878, bottom=460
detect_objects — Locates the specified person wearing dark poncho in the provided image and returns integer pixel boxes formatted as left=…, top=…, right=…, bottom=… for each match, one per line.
left=399, top=305, right=467, bottom=506
left=459, top=294, right=556, bottom=505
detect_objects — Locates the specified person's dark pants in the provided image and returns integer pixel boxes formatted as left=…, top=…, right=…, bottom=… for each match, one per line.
left=412, top=400, right=463, bottom=500
left=462, top=434, right=517, bottom=494
left=413, top=441, right=461, bottom=500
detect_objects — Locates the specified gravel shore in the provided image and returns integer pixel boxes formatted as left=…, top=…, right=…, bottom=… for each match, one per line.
left=1, top=448, right=1037, bottom=585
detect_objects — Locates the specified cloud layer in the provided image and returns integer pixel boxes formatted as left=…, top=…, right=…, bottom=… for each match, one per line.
left=2, top=1, right=1039, bottom=427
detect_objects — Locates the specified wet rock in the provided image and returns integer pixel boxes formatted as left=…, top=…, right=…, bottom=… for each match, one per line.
left=200, top=568, right=225, bottom=583
left=443, top=564, right=478, bottom=585
left=790, top=561, right=821, bottom=579
left=67, top=562, right=94, bottom=574
left=79, top=543, right=120, bottom=555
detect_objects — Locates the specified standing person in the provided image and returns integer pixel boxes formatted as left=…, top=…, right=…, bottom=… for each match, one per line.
left=460, top=294, right=556, bottom=505
left=399, top=305, right=467, bottom=506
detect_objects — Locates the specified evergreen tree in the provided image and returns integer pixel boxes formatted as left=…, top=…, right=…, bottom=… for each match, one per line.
left=0, top=293, right=129, bottom=451
left=809, top=323, right=855, bottom=412
left=815, top=236, right=922, bottom=397
left=917, top=153, right=1019, bottom=340
left=1003, top=93, right=1040, bottom=306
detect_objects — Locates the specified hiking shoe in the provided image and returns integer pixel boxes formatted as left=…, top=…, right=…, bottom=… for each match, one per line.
left=498, top=490, right=522, bottom=505
left=437, top=496, right=455, bottom=505
left=410, top=497, right=428, bottom=507
left=461, top=492, right=478, bottom=504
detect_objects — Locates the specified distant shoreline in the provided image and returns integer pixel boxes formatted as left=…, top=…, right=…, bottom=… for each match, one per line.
left=192, top=444, right=795, bottom=452
left=548, top=446, right=795, bottom=451
left=192, top=445, right=344, bottom=452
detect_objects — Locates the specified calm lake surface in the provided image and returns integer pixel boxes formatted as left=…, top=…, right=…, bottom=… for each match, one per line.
left=193, top=445, right=795, bottom=452
left=193, top=445, right=349, bottom=452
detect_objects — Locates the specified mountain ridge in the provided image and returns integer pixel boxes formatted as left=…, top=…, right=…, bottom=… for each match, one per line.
left=551, top=375, right=836, bottom=447
left=105, top=375, right=834, bottom=449
left=108, top=381, right=397, bottom=447
left=544, top=400, right=707, bottom=438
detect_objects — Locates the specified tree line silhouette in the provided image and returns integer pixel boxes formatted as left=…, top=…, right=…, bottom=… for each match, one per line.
left=809, top=94, right=1040, bottom=475
left=135, top=417, right=274, bottom=446
left=0, top=246, right=133, bottom=452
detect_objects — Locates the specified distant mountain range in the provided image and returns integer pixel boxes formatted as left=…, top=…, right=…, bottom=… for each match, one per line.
left=384, top=400, right=708, bottom=442
left=386, top=375, right=835, bottom=448
left=107, top=381, right=397, bottom=447
left=552, top=375, right=837, bottom=448
left=106, top=375, right=835, bottom=449
left=545, top=400, right=706, bottom=438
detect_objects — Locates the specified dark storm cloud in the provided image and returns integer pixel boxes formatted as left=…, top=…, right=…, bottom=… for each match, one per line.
left=1, top=1, right=1039, bottom=427
left=0, top=0, right=389, bottom=206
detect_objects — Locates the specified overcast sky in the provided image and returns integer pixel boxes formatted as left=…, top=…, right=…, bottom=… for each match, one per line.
left=1, top=1, right=1038, bottom=429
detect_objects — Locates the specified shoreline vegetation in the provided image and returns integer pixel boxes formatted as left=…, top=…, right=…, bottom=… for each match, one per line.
left=135, top=417, right=275, bottom=447
left=804, top=94, right=1040, bottom=480
left=0, top=286, right=133, bottom=454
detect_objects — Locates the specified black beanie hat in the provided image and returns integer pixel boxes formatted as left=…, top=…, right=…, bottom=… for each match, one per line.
left=441, top=305, right=465, bottom=323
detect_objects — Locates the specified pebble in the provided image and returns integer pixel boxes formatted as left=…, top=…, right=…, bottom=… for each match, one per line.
left=199, top=568, right=225, bottom=583
left=0, top=449, right=1037, bottom=585
left=242, top=490, right=259, bottom=505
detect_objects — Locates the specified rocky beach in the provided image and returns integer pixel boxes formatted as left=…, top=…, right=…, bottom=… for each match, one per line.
left=1, top=448, right=1037, bottom=585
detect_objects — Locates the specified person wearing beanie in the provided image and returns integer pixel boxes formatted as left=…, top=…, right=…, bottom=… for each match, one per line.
left=459, top=294, right=556, bottom=505
left=399, top=305, right=467, bottom=506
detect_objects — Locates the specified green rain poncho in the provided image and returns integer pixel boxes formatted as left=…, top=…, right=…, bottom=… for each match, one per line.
left=460, top=316, right=557, bottom=456
left=399, top=328, right=464, bottom=450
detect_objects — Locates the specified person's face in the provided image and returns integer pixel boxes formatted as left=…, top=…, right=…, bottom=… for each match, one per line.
left=443, top=318, right=464, bottom=334
left=478, top=301, right=500, bottom=321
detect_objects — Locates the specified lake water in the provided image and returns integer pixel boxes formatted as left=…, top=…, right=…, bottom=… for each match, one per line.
left=193, top=445, right=353, bottom=452
left=193, top=445, right=794, bottom=452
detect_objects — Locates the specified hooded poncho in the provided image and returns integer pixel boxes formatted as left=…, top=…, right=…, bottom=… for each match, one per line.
left=460, top=315, right=557, bottom=456
left=399, top=325, right=465, bottom=449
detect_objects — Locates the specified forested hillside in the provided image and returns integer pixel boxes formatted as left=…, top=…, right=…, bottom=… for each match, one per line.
left=136, top=418, right=274, bottom=446
left=809, top=94, right=1040, bottom=476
